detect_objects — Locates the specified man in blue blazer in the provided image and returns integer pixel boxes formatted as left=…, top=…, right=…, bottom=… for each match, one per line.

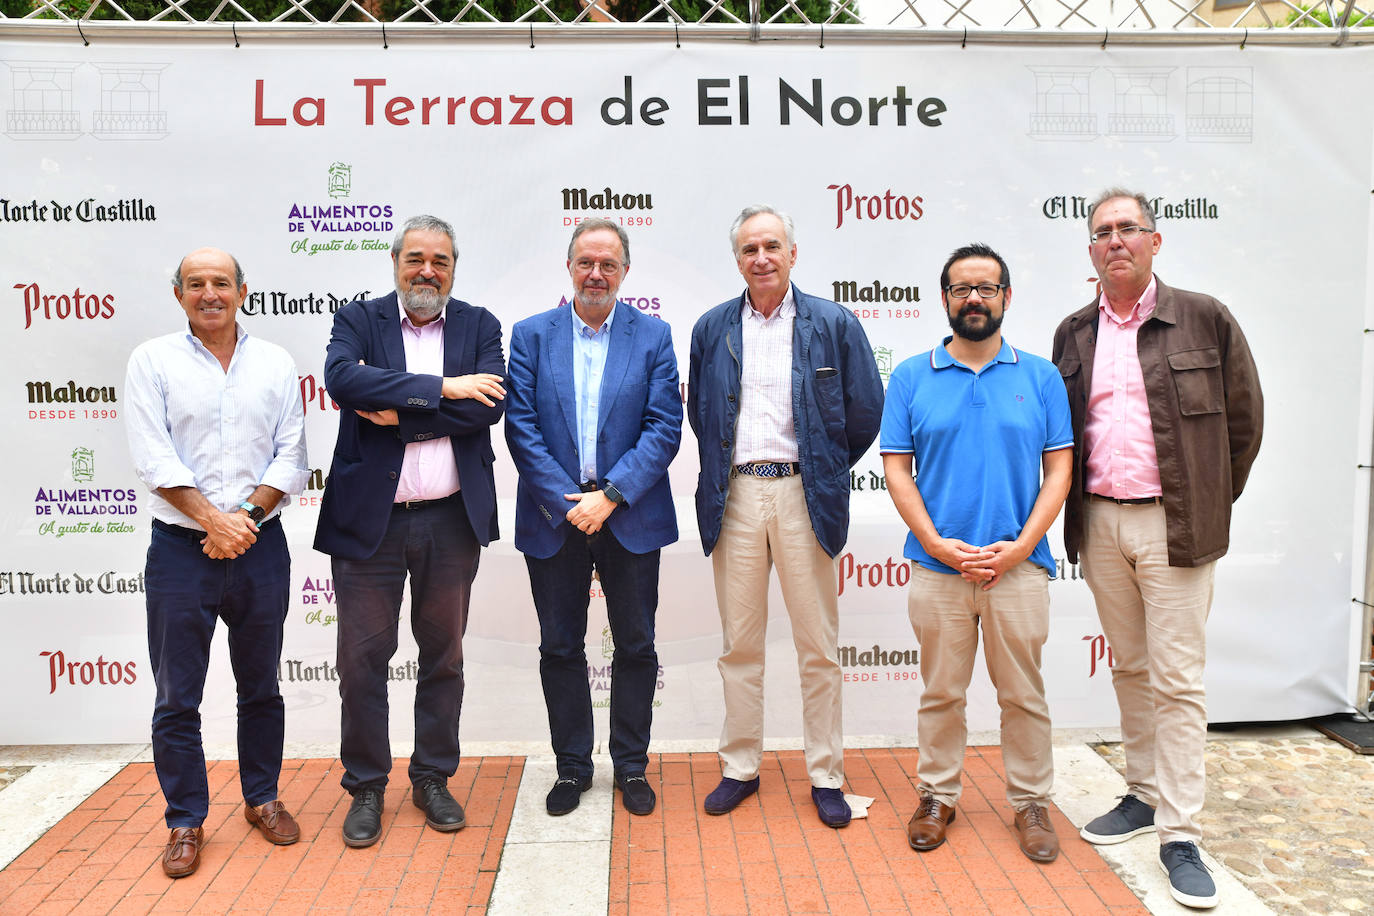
left=506, top=220, right=682, bottom=817
left=314, top=214, right=506, bottom=848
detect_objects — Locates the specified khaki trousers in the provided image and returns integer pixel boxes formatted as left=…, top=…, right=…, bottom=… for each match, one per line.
left=909, top=561, right=1053, bottom=809
left=1082, top=498, right=1215, bottom=845
left=712, top=474, right=844, bottom=787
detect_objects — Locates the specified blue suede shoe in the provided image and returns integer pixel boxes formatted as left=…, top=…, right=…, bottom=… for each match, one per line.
left=811, top=787, right=851, bottom=828
left=1159, top=841, right=1218, bottom=909
left=703, top=776, right=759, bottom=815
left=1080, top=794, right=1155, bottom=845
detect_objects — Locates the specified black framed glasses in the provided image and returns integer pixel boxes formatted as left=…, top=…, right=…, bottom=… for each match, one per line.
left=944, top=283, right=1006, bottom=300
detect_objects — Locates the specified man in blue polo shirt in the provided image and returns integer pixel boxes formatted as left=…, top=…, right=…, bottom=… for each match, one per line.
left=881, top=243, right=1073, bottom=864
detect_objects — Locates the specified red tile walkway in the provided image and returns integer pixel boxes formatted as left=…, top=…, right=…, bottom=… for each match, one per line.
left=1, top=747, right=1146, bottom=915
left=611, top=748, right=1150, bottom=916
left=0, top=755, right=522, bottom=915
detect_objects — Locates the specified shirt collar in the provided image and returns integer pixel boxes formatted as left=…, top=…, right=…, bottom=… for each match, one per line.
left=741, top=285, right=795, bottom=323
left=930, top=336, right=1019, bottom=370
left=1097, top=275, right=1158, bottom=326
left=398, top=298, right=445, bottom=334
left=571, top=300, right=617, bottom=337
left=183, top=322, right=246, bottom=350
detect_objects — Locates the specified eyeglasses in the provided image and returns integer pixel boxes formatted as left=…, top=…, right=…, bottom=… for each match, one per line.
left=573, top=258, right=622, bottom=276
left=944, top=283, right=1006, bottom=300
left=1089, top=225, right=1153, bottom=244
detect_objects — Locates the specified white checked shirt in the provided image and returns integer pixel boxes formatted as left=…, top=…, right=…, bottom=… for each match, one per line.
left=125, top=323, right=310, bottom=528
left=734, top=287, right=800, bottom=464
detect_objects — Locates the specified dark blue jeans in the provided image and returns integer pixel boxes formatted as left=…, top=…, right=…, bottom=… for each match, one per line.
left=145, top=518, right=290, bottom=829
left=526, top=525, right=660, bottom=781
left=334, top=497, right=479, bottom=793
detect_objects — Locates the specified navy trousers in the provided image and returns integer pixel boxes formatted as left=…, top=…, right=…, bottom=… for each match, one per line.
left=334, top=497, right=480, bottom=793
left=145, top=518, right=290, bottom=829
left=526, top=525, right=660, bottom=781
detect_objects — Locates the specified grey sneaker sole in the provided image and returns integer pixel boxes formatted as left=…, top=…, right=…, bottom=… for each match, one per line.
left=1079, top=822, right=1156, bottom=845
left=1158, top=857, right=1218, bottom=908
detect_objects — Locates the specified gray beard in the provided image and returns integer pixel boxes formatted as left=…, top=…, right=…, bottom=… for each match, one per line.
left=398, top=284, right=445, bottom=321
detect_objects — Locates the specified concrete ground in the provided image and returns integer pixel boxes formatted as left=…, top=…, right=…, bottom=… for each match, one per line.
left=0, top=723, right=1368, bottom=914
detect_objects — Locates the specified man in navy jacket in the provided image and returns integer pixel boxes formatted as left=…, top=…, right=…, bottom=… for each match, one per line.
left=506, top=219, right=681, bottom=817
left=314, top=214, right=505, bottom=848
left=688, top=205, right=883, bottom=828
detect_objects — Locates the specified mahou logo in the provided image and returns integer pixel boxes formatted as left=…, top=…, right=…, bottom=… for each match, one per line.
left=40, top=649, right=137, bottom=694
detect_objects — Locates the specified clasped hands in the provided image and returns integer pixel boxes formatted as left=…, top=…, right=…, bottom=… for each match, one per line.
left=201, top=509, right=259, bottom=560
left=927, top=537, right=1030, bottom=590
left=564, top=489, right=616, bottom=535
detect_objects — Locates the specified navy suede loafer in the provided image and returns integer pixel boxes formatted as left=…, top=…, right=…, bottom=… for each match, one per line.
left=703, top=776, right=760, bottom=815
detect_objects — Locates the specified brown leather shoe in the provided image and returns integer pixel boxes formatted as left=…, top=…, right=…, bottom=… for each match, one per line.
left=162, top=826, right=204, bottom=878
left=245, top=800, right=301, bottom=846
left=1014, top=803, right=1060, bottom=863
left=907, top=793, right=956, bottom=851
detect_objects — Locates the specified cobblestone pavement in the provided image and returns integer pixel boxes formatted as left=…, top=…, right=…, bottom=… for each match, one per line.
left=1099, top=731, right=1374, bottom=916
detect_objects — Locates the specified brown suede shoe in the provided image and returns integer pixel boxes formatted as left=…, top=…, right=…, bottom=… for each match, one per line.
left=162, top=826, right=204, bottom=878
left=245, top=800, right=301, bottom=846
left=1014, top=803, right=1060, bottom=863
left=907, top=793, right=956, bottom=851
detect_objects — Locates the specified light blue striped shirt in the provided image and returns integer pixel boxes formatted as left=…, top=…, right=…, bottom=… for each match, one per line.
left=571, top=302, right=616, bottom=484
left=124, top=323, right=310, bottom=529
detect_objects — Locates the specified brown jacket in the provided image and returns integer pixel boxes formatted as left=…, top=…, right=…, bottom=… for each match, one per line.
left=1051, top=277, right=1263, bottom=568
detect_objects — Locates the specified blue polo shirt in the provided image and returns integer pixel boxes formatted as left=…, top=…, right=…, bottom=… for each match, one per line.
left=879, top=337, right=1073, bottom=576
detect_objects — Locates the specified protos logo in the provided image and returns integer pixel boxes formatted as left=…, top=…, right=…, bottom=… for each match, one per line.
left=40, top=650, right=137, bottom=694
left=827, top=184, right=924, bottom=230
left=15, top=283, right=115, bottom=329
left=1083, top=634, right=1116, bottom=678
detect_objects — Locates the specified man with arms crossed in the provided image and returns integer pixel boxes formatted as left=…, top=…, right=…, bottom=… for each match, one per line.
left=315, top=214, right=506, bottom=847
left=506, top=219, right=681, bottom=817
left=881, top=243, right=1073, bottom=863
left=1053, top=189, right=1262, bottom=908
left=689, top=205, right=883, bottom=828
left=126, top=247, right=309, bottom=877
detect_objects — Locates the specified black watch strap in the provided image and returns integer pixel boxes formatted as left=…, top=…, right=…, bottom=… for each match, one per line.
left=602, top=482, right=625, bottom=506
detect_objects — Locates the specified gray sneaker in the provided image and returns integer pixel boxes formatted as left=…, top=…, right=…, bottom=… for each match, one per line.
left=1159, top=841, right=1218, bottom=909
left=1079, top=794, right=1155, bottom=844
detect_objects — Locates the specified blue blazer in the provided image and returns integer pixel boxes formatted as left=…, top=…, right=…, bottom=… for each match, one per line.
left=505, top=303, right=682, bottom=560
left=313, top=292, right=505, bottom=561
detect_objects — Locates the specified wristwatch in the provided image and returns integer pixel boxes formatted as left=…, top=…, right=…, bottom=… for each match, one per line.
left=239, top=501, right=267, bottom=523
left=602, top=482, right=626, bottom=507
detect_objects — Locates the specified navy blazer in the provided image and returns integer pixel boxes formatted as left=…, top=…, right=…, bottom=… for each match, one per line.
left=313, top=292, right=505, bottom=561
left=505, top=302, right=682, bottom=560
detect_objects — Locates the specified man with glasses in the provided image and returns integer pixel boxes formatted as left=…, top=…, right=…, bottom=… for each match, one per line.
left=315, top=214, right=507, bottom=848
left=506, top=219, right=681, bottom=817
left=880, top=243, right=1073, bottom=863
left=689, top=205, right=883, bottom=828
left=1053, top=189, right=1262, bottom=909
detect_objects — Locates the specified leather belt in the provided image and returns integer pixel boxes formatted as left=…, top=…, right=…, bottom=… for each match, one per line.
left=732, top=462, right=801, bottom=479
left=1090, top=492, right=1163, bottom=506
left=153, top=516, right=279, bottom=541
left=579, top=481, right=599, bottom=492
left=393, top=493, right=458, bottom=511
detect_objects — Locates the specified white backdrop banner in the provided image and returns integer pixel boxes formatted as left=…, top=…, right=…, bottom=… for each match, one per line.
left=0, top=37, right=1369, bottom=748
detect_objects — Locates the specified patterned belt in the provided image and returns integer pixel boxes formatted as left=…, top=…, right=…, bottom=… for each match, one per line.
left=732, top=462, right=801, bottom=479
left=1089, top=492, right=1162, bottom=506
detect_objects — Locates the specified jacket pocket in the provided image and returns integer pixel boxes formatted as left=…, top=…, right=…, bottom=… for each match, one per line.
left=1167, top=347, right=1223, bottom=416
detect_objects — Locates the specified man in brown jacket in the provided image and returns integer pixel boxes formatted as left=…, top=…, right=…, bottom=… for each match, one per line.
left=1052, top=188, right=1262, bottom=910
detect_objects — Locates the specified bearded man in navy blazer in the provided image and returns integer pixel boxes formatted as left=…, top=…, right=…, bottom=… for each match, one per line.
left=506, top=219, right=682, bottom=817
left=314, top=214, right=506, bottom=848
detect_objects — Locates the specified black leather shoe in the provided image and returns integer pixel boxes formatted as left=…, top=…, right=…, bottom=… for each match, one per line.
left=616, top=774, right=656, bottom=816
left=413, top=779, right=465, bottom=832
left=343, top=787, right=384, bottom=848
left=546, top=776, right=592, bottom=816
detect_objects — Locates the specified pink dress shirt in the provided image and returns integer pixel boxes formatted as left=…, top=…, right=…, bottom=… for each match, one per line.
left=1083, top=276, right=1163, bottom=498
left=393, top=304, right=461, bottom=503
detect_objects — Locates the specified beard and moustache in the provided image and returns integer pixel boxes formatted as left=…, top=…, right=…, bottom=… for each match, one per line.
left=398, top=278, right=445, bottom=321
left=947, top=301, right=1003, bottom=342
